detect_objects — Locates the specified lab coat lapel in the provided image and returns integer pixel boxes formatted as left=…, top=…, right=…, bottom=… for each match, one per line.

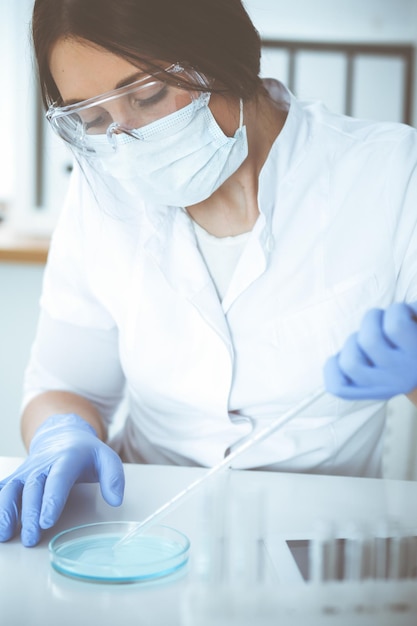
left=221, top=151, right=277, bottom=313
left=144, top=206, right=233, bottom=349
left=221, top=215, right=268, bottom=313
left=223, top=85, right=314, bottom=312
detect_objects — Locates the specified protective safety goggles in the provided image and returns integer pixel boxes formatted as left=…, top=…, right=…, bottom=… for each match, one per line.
left=46, top=63, right=210, bottom=157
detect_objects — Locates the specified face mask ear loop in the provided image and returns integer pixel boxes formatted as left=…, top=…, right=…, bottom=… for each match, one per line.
left=239, top=98, right=244, bottom=129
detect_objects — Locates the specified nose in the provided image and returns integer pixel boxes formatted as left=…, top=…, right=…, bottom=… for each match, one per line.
left=103, top=99, right=140, bottom=132
left=104, top=98, right=143, bottom=147
left=106, top=122, right=140, bottom=148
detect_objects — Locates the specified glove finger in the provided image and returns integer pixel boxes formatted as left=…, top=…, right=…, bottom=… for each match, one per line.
left=323, top=354, right=372, bottom=399
left=343, top=334, right=402, bottom=393
left=326, top=333, right=390, bottom=397
left=0, top=480, right=23, bottom=542
left=384, top=302, right=417, bottom=353
left=323, top=353, right=352, bottom=394
left=21, top=472, right=48, bottom=547
left=96, top=445, right=125, bottom=506
left=0, top=475, right=14, bottom=490
left=39, top=461, right=81, bottom=529
left=0, top=459, right=31, bottom=490
left=328, top=384, right=392, bottom=401
left=357, top=309, right=396, bottom=366
left=409, top=301, right=417, bottom=317
left=338, top=333, right=376, bottom=381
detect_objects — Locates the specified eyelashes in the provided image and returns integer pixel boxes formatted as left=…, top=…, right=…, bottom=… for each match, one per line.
left=80, top=83, right=170, bottom=133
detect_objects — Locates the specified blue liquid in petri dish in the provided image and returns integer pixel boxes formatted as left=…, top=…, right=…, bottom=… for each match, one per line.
left=49, top=522, right=190, bottom=583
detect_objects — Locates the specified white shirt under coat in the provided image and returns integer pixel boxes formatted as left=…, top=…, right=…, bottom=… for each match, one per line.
left=24, top=81, right=417, bottom=477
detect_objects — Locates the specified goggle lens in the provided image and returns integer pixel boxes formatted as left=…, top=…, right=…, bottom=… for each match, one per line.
left=47, top=65, right=208, bottom=156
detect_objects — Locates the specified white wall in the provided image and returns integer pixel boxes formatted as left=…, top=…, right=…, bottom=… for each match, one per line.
left=0, top=263, right=44, bottom=457
left=245, top=0, right=417, bottom=41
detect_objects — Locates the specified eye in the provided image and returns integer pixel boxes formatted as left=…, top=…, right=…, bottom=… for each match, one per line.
left=129, top=83, right=169, bottom=109
left=81, top=107, right=112, bottom=134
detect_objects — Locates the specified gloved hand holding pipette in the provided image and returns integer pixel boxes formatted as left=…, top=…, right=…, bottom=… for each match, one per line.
left=0, top=414, right=124, bottom=547
left=324, top=301, right=417, bottom=400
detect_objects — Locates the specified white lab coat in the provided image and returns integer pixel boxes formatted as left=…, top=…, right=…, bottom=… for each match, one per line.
left=24, top=81, right=417, bottom=477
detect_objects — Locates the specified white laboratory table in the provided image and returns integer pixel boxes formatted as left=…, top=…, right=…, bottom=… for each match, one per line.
left=1, top=456, right=417, bottom=626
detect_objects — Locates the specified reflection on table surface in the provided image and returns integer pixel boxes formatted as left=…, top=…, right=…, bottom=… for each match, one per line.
left=1, top=457, right=417, bottom=626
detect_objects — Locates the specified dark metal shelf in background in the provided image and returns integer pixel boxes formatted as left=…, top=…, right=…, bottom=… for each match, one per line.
left=261, top=39, right=415, bottom=124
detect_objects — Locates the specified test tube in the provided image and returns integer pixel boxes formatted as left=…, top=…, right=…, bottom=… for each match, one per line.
left=371, top=518, right=410, bottom=580
left=194, top=474, right=229, bottom=585
left=387, top=521, right=415, bottom=580
left=225, top=483, right=266, bottom=586
left=404, top=533, right=417, bottom=579
left=309, top=520, right=338, bottom=583
left=343, top=522, right=372, bottom=581
left=374, top=519, right=390, bottom=579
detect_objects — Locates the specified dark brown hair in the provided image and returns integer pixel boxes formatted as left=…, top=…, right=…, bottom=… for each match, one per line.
left=32, top=0, right=263, bottom=108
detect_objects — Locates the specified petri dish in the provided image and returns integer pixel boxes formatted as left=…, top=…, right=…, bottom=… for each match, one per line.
left=49, top=521, right=190, bottom=583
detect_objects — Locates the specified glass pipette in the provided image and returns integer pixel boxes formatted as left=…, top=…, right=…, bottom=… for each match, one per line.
left=113, top=385, right=326, bottom=550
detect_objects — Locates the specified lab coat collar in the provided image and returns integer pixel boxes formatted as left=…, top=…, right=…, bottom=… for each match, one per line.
left=144, top=205, right=233, bottom=348
left=257, top=80, right=315, bottom=225
left=222, top=81, right=315, bottom=311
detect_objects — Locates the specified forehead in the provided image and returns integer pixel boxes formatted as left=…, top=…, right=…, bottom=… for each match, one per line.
left=49, top=37, right=149, bottom=103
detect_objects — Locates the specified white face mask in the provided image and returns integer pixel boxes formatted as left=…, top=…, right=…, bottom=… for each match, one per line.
left=96, top=93, right=248, bottom=206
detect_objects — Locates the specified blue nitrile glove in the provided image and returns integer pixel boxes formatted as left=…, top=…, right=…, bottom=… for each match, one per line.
left=0, top=414, right=124, bottom=547
left=324, top=302, right=417, bottom=400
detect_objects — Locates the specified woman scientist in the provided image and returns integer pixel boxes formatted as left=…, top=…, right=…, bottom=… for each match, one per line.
left=1, top=0, right=417, bottom=547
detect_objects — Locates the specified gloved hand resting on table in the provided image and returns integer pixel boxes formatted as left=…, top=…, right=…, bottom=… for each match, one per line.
left=0, top=414, right=124, bottom=547
left=324, top=302, right=417, bottom=400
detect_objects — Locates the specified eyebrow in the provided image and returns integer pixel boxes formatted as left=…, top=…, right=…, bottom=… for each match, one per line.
left=61, top=70, right=151, bottom=107
left=115, top=70, right=150, bottom=89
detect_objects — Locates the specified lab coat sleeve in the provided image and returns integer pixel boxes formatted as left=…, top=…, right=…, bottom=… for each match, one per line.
left=22, top=311, right=126, bottom=428
left=22, top=164, right=126, bottom=425
left=388, top=127, right=417, bottom=302
left=40, top=163, right=117, bottom=329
